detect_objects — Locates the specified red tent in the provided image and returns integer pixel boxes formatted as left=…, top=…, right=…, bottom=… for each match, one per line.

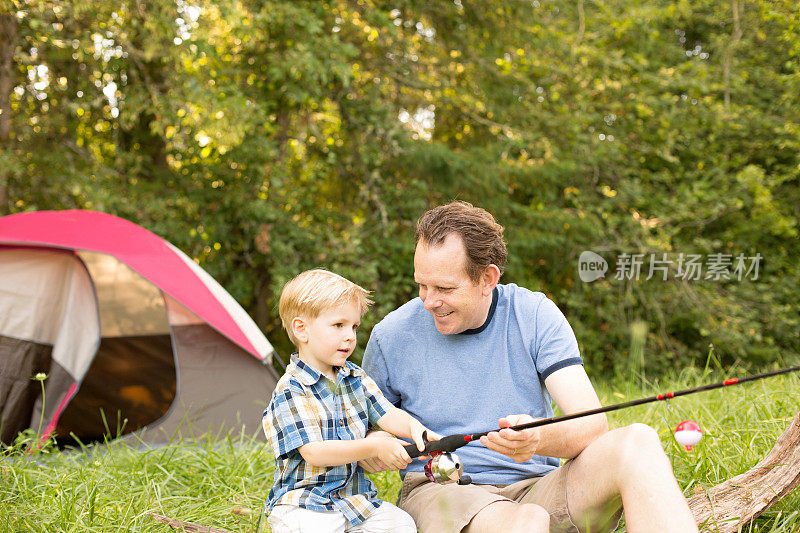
left=0, top=210, right=278, bottom=444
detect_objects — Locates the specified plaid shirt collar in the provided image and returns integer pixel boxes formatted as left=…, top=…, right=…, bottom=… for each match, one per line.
left=289, top=353, right=365, bottom=386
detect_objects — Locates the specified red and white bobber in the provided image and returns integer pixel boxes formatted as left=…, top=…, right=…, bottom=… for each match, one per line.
left=674, top=420, right=703, bottom=451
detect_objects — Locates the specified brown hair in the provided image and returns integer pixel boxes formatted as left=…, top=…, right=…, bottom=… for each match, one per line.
left=415, top=201, right=507, bottom=281
left=278, top=269, right=372, bottom=346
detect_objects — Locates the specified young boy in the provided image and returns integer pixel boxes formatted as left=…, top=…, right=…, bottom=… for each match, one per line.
left=263, top=269, right=435, bottom=532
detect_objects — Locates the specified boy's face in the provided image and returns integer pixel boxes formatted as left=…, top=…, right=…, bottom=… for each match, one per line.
left=294, top=299, right=361, bottom=378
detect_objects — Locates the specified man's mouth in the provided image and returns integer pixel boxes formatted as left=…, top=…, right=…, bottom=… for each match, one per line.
left=434, top=311, right=454, bottom=318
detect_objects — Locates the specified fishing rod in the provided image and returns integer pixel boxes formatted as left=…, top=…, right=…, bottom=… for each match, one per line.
left=404, top=364, right=800, bottom=484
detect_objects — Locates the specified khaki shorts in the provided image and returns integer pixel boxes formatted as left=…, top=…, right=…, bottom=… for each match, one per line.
left=399, top=462, right=622, bottom=533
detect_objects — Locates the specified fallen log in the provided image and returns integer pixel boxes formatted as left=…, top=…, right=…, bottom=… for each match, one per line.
left=688, top=410, right=800, bottom=532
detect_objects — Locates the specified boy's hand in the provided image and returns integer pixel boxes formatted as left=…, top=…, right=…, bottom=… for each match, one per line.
left=410, top=421, right=442, bottom=455
left=359, top=431, right=398, bottom=472
left=372, top=438, right=413, bottom=471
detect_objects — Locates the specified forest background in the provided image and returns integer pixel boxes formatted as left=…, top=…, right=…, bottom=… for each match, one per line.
left=1, top=0, right=798, bottom=377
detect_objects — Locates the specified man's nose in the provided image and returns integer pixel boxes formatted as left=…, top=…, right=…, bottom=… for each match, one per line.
left=422, top=292, right=441, bottom=310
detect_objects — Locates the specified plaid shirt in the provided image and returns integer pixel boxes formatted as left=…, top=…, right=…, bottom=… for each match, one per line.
left=263, top=356, right=394, bottom=525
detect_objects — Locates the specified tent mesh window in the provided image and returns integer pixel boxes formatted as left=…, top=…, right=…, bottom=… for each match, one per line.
left=56, top=252, right=177, bottom=443
left=55, top=334, right=176, bottom=442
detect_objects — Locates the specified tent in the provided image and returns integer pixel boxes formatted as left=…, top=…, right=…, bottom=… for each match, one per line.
left=0, top=210, right=279, bottom=445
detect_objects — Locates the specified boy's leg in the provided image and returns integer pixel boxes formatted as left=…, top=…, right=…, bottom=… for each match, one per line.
left=348, top=502, right=416, bottom=533
left=267, top=504, right=348, bottom=533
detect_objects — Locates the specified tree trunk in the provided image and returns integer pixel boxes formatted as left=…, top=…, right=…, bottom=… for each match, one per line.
left=0, top=12, right=17, bottom=215
left=688, top=410, right=800, bottom=532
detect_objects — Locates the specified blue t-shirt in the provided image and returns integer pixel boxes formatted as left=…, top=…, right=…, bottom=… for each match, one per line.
left=362, top=283, right=583, bottom=485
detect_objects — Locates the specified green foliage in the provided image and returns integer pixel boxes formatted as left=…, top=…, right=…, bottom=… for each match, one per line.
left=2, top=0, right=798, bottom=373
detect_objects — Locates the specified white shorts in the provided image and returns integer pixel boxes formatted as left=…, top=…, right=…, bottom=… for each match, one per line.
left=267, top=501, right=416, bottom=533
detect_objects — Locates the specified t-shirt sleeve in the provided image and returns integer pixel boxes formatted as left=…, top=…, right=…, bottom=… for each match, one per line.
left=532, top=297, right=583, bottom=381
left=360, top=372, right=395, bottom=426
left=262, top=382, right=324, bottom=458
left=362, top=331, right=401, bottom=405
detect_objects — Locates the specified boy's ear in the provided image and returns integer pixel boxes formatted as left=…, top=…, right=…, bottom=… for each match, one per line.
left=291, top=317, right=309, bottom=343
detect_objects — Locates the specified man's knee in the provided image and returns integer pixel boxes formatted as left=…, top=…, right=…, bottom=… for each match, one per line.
left=578, top=424, right=663, bottom=477
left=612, top=423, right=673, bottom=480
left=517, top=503, right=550, bottom=527
left=619, top=423, right=664, bottom=455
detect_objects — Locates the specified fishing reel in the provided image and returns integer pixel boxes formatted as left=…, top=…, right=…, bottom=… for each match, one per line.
left=423, top=450, right=472, bottom=485
left=406, top=431, right=473, bottom=485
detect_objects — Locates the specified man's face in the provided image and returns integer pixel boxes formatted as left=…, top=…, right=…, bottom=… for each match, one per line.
left=414, top=234, right=492, bottom=335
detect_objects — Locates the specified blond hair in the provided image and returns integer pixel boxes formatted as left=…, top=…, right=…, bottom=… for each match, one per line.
left=278, top=269, right=373, bottom=346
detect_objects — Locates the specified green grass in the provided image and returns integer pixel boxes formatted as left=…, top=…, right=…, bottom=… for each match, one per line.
left=2, top=370, right=798, bottom=532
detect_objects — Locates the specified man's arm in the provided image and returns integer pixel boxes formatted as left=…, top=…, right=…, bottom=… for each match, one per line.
left=480, top=365, right=608, bottom=461
left=538, top=364, right=608, bottom=457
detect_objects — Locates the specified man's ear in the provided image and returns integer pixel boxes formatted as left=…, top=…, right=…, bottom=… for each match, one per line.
left=291, top=317, right=309, bottom=343
left=482, top=264, right=501, bottom=295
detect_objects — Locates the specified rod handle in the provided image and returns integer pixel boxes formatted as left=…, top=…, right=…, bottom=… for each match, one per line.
left=403, top=433, right=470, bottom=458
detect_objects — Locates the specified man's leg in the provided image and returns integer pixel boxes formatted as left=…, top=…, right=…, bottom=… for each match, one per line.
left=565, top=423, right=698, bottom=533
left=464, top=501, right=549, bottom=533
left=400, top=472, right=548, bottom=533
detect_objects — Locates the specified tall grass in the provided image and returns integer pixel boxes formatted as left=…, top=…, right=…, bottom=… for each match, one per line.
left=2, top=369, right=798, bottom=532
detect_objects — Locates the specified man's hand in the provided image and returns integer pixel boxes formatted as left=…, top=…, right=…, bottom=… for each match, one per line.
left=479, top=414, right=542, bottom=463
left=358, top=430, right=397, bottom=472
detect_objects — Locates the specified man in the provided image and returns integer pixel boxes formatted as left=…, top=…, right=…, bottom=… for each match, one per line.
left=361, top=201, right=698, bottom=532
